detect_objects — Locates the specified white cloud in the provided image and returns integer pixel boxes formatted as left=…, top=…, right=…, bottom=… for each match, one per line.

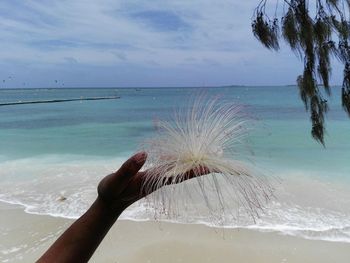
left=0, top=1, right=263, bottom=64
left=0, top=0, right=342, bottom=87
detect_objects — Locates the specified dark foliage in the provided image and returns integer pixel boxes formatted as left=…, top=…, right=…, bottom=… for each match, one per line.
left=252, top=0, right=350, bottom=145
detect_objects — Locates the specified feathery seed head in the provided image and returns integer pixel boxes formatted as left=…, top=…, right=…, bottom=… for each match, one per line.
left=141, top=95, right=273, bottom=222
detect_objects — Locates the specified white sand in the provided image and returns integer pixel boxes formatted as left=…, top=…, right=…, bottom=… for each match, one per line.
left=0, top=202, right=349, bottom=263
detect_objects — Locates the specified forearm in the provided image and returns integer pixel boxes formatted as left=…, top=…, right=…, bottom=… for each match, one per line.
left=37, top=197, right=123, bottom=263
left=37, top=152, right=147, bottom=262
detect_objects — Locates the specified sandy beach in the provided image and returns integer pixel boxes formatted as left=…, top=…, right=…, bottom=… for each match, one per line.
left=1, top=202, right=349, bottom=263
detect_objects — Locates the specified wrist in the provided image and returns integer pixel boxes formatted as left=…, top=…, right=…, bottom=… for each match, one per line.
left=92, top=197, right=124, bottom=221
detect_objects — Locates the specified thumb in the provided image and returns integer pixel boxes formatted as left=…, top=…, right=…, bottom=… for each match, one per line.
left=98, top=152, right=147, bottom=201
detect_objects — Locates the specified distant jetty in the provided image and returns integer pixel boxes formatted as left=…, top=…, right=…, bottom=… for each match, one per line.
left=0, top=96, right=120, bottom=107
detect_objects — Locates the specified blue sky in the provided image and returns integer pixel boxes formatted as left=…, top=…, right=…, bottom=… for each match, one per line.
left=0, top=0, right=343, bottom=88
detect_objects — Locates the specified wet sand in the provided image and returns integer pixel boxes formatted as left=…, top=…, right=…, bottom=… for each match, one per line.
left=0, top=202, right=349, bottom=263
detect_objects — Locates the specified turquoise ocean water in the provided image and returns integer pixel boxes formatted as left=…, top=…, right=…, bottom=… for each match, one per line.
left=0, top=86, right=349, bottom=242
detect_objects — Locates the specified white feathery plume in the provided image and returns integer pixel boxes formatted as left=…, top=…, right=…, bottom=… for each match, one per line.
left=142, top=94, right=274, bottom=222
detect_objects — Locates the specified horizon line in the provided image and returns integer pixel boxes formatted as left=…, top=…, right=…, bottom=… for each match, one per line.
left=0, top=84, right=343, bottom=90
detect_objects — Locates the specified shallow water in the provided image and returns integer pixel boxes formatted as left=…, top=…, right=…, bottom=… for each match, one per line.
left=0, top=86, right=349, bottom=242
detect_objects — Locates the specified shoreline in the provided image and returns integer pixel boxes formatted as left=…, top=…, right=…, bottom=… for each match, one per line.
left=1, top=202, right=349, bottom=262
left=1, top=199, right=350, bottom=245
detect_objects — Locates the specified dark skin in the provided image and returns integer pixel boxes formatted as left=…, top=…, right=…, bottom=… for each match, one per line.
left=37, top=152, right=208, bottom=263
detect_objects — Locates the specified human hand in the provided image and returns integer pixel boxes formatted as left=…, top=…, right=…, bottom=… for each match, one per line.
left=97, top=151, right=209, bottom=213
left=97, top=152, right=148, bottom=212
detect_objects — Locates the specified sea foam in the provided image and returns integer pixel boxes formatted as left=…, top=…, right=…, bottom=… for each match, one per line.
left=1, top=156, right=350, bottom=243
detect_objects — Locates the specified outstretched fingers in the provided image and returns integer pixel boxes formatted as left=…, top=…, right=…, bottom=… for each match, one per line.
left=135, top=165, right=212, bottom=198
left=163, top=165, right=211, bottom=185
